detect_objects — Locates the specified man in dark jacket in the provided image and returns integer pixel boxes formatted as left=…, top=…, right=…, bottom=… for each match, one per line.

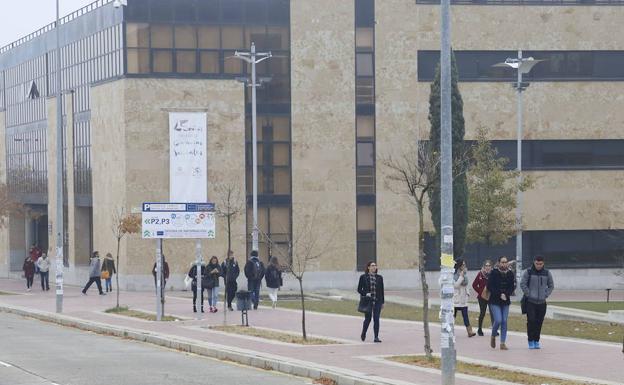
left=244, top=250, right=265, bottom=310
left=221, top=250, right=240, bottom=311
left=520, top=255, right=554, bottom=350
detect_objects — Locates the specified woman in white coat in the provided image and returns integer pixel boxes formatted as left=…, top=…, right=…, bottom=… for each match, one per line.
left=454, top=258, right=476, bottom=337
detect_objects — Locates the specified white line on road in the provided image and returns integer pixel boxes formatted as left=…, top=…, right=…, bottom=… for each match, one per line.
left=0, top=360, right=12, bottom=367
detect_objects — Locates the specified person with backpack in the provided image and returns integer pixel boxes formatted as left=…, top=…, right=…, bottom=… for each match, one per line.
left=265, top=256, right=283, bottom=309
left=101, top=253, right=116, bottom=293
left=221, top=251, right=240, bottom=311
left=244, top=250, right=265, bottom=310
left=520, top=255, right=554, bottom=350
left=472, top=259, right=492, bottom=336
left=36, top=253, right=50, bottom=291
left=82, top=251, right=105, bottom=295
left=188, top=260, right=207, bottom=313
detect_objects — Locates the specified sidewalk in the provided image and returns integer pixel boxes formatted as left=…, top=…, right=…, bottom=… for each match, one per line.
left=1, top=278, right=622, bottom=385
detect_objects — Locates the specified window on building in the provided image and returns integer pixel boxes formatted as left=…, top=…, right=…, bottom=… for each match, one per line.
left=174, top=26, right=197, bottom=49
left=150, top=24, right=173, bottom=48
left=357, top=142, right=374, bottom=166
left=355, top=0, right=375, bottom=27
left=200, top=51, right=220, bottom=73
left=356, top=116, right=374, bottom=139
left=356, top=53, right=374, bottom=77
left=198, top=26, right=220, bottom=49
left=356, top=28, right=374, bottom=50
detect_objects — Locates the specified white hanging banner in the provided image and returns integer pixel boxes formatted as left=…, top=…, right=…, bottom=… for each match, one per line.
left=169, top=112, right=207, bottom=202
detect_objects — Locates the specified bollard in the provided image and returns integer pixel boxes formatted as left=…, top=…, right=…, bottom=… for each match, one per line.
left=606, top=288, right=612, bottom=303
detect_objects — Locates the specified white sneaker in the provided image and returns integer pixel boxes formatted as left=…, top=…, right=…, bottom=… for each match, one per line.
left=27, top=288, right=31, bottom=292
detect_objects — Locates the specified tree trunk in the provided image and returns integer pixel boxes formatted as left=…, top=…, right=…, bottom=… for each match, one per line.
left=115, top=237, right=121, bottom=309
left=298, top=277, right=306, bottom=340
left=227, top=215, right=231, bottom=256
left=418, top=202, right=433, bottom=359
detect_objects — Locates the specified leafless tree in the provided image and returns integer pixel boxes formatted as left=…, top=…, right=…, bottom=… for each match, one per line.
left=261, top=207, right=334, bottom=340
left=111, top=208, right=141, bottom=309
left=214, top=182, right=245, bottom=258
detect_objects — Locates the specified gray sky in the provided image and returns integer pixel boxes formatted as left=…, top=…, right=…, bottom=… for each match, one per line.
left=0, top=0, right=95, bottom=48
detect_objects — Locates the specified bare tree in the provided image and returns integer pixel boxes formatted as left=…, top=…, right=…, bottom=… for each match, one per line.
left=382, top=141, right=439, bottom=358
left=261, top=207, right=334, bottom=340
left=214, top=182, right=245, bottom=258
left=111, top=208, right=141, bottom=309
left=0, top=182, right=23, bottom=228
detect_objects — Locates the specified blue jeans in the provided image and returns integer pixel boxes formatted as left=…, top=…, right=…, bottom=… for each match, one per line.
left=40, top=272, right=49, bottom=291
left=490, top=303, right=510, bottom=342
left=105, top=278, right=112, bottom=292
left=209, top=287, right=219, bottom=307
left=362, top=301, right=383, bottom=339
left=248, top=280, right=261, bottom=308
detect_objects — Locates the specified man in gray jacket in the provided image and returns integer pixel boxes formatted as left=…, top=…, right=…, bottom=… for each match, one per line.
left=520, top=255, right=554, bottom=350
left=82, top=251, right=105, bottom=295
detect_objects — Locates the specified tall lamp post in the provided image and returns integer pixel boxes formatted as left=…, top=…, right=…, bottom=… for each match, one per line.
left=495, top=51, right=542, bottom=283
left=54, top=0, right=64, bottom=314
left=232, top=43, right=272, bottom=253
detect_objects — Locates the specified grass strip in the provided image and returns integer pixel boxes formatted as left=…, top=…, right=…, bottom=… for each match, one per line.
left=209, top=325, right=340, bottom=345
left=0, top=291, right=16, bottom=295
left=549, top=301, right=624, bottom=313
left=276, top=299, right=623, bottom=343
left=388, top=355, right=598, bottom=385
left=104, top=306, right=180, bottom=322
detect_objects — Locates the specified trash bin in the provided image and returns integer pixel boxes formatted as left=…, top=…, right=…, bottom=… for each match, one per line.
left=236, top=290, right=251, bottom=326
left=236, top=290, right=251, bottom=311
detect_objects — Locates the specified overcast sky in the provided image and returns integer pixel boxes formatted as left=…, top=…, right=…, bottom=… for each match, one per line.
left=0, top=0, right=95, bottom=48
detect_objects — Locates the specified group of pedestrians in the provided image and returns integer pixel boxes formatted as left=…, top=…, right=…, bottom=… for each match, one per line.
left=188, top=250, right=283, bottom=313
left=456, top=255, right=554, bottom=350
left=21, top=244, right=50, bottom=292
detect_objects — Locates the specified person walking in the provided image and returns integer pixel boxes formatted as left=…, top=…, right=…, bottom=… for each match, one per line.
left=22, top=256, right=35, bottom=291
left=152, top=255, right=170, bottom=293
left=357, top=261, right=385, bottom=343
left=101, top=253, right=116, bottom=293
left=520, top=255, right=554, bottom=350
left=29, top=244, right=42, bottom=275
left=265, top=256, right=283, bottom=309
left=487, top=256, right=515, bottom=350
left=453, top=258, right=476, bottom=337
left=205, top=256, right=222, bottom=313
left=82, top=252, right=105, bottom=295
left=188, top=261, right=206, bottom=313
left=221, top=251, right=240, bottom=311
left=244, top=251, right=265, bottom=310
left=36, top=253, right=50, bottom=291
left=472, top=259, right=492, bottom=336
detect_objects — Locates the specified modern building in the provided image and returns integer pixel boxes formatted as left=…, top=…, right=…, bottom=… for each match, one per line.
left=1, top=0, right=623, bottom=290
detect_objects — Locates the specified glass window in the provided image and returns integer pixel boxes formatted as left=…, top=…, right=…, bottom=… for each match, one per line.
left=357, top=205, right=375, bottom=231
left=246, top=26, right=267, bottom=50
left=355, top=0, right=375, bottom=28
left=267, top=26, right=289, bottom=50
left=151, top=0, right=173, bottom=22
left=357, top=239, right=376, bottom=271
left=268, top=55, right=289, bottom=75
left=245, top=0, right=267, bottom=23
left=356, top=53, right=374, bottom=76
left=273, top=168, right=290, bottom=194
left=272, top=117, right=290, bottom=141
left=221, top=0, right=243, bottom=23
left=356, top=78, right=374, bottom=104
left=273, top=143, right=289, bottom=166
left=153, top=50, right=173, bottom=73
left=174, top=0, right=196, bottom=22
left=126, top=0, right=149, bottom=20
left=356, top=28, right=374, bottom=50
left=174, top=26, right=197, bottom=49
left=356, top=167, right=375, bottom=195
left=268, top=0, right=289, bottom=24
left=176, top=50, right=196, bottom=73
left=197, top=0, right=219, bottom=22
left=223, top=51, right=242, bottom=74
left=126, top=48, right=150, bottom=73
left=200, top=51, right=220, bottom=74
left=198, top=26, right=220, bottom=49
left=357, top=142, right=374, bottom=166
left=269, top=206, right=290, bottom=233
left=221, top=26, right=244, bottom=49
left=151, top=24, right=173, bottom=48
left=356, top=116, right=374, bottom=138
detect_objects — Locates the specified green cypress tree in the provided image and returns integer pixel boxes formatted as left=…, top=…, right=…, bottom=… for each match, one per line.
left=427, top=51, right=468, bottom=258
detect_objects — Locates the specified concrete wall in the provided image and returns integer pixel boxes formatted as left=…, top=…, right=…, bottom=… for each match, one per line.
left=90, top=78, right=244, bottom=289
left=290, top=0, right=357, bottom=271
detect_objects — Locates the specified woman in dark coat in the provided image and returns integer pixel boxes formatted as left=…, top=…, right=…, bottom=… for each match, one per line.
left=265, top=256, right=283, bottom=309
left=205, top=256, right=222, bottom=313
left=357, top=261, right=385, bottom=343
left=23, top=256, right=35, bottom=291
left=487, top=256, right=516, bottom=350
left=188, top=262, right=206, bottom=313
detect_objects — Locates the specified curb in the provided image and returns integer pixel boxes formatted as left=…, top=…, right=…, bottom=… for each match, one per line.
left=0, top=304, right=406, bottom=385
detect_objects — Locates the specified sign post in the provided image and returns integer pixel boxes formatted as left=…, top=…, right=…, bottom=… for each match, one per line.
left=142, top=202, right=216, bottom=320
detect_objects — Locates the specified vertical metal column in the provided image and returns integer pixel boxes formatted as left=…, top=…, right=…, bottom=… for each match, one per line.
left=55, top=0, right=64, bottom=314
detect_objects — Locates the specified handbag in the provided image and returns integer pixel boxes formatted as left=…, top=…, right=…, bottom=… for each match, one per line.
left=357, top=295, right=373, bottom=314
left=184, top=275, right=192, bottom=290
left=101, top=270, right=110, bottom=280
left=481, top=286, right=490, bottom=301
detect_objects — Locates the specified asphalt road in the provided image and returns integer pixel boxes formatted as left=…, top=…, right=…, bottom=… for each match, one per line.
left=0, top=312, right=312, bottom=385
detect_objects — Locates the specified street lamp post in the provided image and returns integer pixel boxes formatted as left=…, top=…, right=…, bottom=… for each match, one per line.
left=496, top=51, right=542, bottom=283
left=233, top=43, right=272, bottom=253
left=54, top=0, right=64, bottom=314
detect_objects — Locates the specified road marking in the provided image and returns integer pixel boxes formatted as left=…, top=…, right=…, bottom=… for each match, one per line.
left=0, top=360, right=12, bottom=367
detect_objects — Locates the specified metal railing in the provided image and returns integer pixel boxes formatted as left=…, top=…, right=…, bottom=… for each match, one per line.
left=415, top=0, right=624, bottom=5
left=0, top=0, right=115, bottom=54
